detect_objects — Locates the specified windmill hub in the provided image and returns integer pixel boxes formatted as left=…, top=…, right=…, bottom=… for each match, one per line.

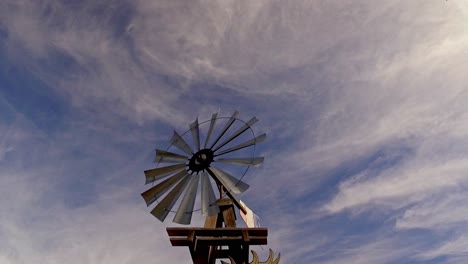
left=188, top=149, right=214, bottom=173
left=196, top=153, right=207, bottom=164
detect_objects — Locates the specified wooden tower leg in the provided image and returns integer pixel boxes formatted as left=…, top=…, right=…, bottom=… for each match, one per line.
left=204, top=198, right=240, bottom=263
left=204, top=198, right=237, bottom=228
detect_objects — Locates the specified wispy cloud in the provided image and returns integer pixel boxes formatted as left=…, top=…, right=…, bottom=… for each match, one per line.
left=1, top=0, right=468, bottom=263
left=420, top=236, right=468, bottom=262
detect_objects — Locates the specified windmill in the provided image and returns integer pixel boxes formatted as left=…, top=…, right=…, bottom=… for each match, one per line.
left=141, top=111, right=280, bottom=264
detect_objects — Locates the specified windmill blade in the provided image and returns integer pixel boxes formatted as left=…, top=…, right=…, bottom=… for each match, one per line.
left=150, top=174, right=191, bottom=222
left=204, top=113, right=218, bottom=148
left=144, top=163, right=186, bottom=184
left=214, top=133, right=267, bottom=157
left=141, top=170, right=187, bottom=206
left=170, top=131, right=194, bottom=156
left=201, top=171, right=220, bottom=216
left=154, top=149, right=188, bottom=163
left=189, top=118, right=200, bottom=151
left=207, top=167, right=249, bottom=194
left=213, top=117, right=258, bottom=152
left=209, top=111, right=239, bottom=149
left=216, top=157, right=264, bottom=166
left=173, top=174, right=200, bottom=224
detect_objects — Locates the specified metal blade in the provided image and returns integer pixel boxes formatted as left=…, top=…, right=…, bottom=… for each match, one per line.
left=214, top=133, right=266, bottom=157
left=204, top=113, right=218, bottom=148
left=144, top=163, right=186, bottom=184
left=213, top=117, right=258, bottom=152
left=154, top=149, right=188, bottom=163
left=173, top=174, right=200, bottom=224
left=150, top=174, right=191, bottom=222
left=141, top=170, right=187, bottom=206
left=190, top=118, right=200, bottom=151
left=170, top=131, right=194, bottom=156
left=201, top=172, right=220, bottom=216
left=208, top=167, right=249, bottom=194
left=216, top=157, right=264, bottom=166
left=209, top=111, right=239, bottom=149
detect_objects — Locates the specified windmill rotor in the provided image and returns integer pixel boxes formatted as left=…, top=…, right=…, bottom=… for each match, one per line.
left=141, top=111, right=266, bottom=225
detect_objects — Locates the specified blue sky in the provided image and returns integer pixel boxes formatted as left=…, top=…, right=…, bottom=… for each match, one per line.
left=1, top=0, right=468, bottom=263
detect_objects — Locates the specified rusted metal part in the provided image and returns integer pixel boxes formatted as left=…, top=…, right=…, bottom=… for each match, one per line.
left=220, top=249, right=281, bottom=264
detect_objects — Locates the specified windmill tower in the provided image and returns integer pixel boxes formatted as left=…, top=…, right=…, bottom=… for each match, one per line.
left=141, top=111, right=280, bottom=264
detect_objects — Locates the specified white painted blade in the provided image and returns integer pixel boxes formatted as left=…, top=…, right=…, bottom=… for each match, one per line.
left=154, top=149, right=188, bottom=163
left=214, top=133, right=266, bottom=157
left=216, top=157, right=264, bottom=166
left=213, top=117, right=258, bottom=152
left=203, top=113, right=218, bottom=148
left=170, top=131, right=194, bottom=155
left=150, top=174, right=191, bottom=222
left=190, top=118, right=200, bottom=151
left=141, top=170, right=187, bottom=206
left=201, top=172, right=219, bottom=216
left=208, top=166, right=249, bottom=194
left=144, top=163, right=186, bottom=184
left=209, top=111, right=238, bottom=149
left=173, top=174, right=200, bottom=225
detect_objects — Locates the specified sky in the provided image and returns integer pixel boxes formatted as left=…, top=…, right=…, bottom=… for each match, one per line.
left=1, top=0, right=468, bottom=263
